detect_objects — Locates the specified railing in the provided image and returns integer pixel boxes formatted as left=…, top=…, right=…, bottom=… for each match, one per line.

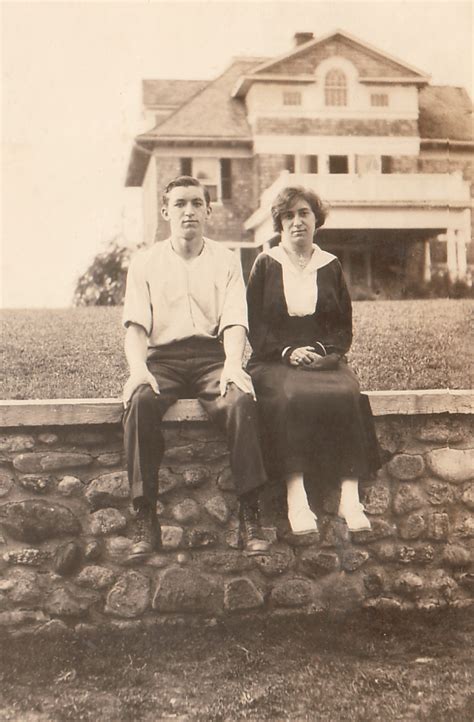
left=260, top=171, right=471, bottom=207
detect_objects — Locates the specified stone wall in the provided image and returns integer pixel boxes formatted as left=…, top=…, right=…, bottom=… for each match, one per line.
left=0, top=394, right=472, bottom=632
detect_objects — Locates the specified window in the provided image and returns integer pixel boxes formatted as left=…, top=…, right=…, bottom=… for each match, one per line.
left=284, top=155, right=295, bottom=173
left=371, top=93, right=389, bottom=107
left=180, top=158, right=192, bottom=176
left=283, top=91, right=302, bottom=106
left=329, top=155, right=349, bottom=174
left=325, top=69, right=347, bottom=106
left=381, top=156, right=392, bottom=174
left=180, top=158, right=232, bottom=202
left=220, top=158, right=232, bottom=200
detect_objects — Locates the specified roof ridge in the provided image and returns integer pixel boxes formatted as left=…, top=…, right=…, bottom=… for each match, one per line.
left=250, top=28, right=429, bottom=79
left=145, top=58, right=259, bottom=135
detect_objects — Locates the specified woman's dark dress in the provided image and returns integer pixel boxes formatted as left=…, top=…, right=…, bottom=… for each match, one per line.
left=246, top=247, right=380, bottom=491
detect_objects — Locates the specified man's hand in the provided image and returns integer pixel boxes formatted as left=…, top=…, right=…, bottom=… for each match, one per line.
left=123, top=366, right=159, bottom=408
left=219, top=361, right=256, bottom=399
left=288, top=346, right=321, bottom=367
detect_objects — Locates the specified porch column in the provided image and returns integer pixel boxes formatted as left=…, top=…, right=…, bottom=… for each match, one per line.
left=446, top=228, right=458, bottom=282
left=365, top=248, right=372, bottom=289
left=456, top=231, right=467, bottom=280
left=343, top=248, right=352, bottom=285
left=423, top=239, right=432, bottom=283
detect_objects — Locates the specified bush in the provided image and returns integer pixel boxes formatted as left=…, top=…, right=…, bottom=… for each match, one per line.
left=402, top=272, right=474, bottom=300
left=73, top=239, right=134, bottom=307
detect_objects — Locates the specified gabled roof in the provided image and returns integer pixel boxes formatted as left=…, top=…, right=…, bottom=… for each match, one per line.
left=142, top=79, right=208, bottom=108
left=419, top=86, right=473, bottom=142
left=259, top=29, right=429, bottom=77
left=233, top=29, right=429, bottom=97
left=139, top=58, right=265, bottom=143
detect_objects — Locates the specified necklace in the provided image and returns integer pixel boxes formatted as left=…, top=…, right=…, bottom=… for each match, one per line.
left=283, top=247, right=312, bottom=269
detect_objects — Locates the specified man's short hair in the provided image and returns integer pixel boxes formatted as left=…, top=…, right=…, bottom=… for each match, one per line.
left=271, top=186, right=328, bottom=233
left=162, top=176, right=211, bottom=207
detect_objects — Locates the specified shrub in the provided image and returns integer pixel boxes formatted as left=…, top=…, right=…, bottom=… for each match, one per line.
left=73, top=239, right=134, bottom=307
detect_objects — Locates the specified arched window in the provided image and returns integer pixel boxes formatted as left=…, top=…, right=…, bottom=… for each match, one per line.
left=325, top=69, right=347, bottom=106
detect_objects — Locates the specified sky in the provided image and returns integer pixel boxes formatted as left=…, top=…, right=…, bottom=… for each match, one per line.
left=1, top=0, right=472, bottom=308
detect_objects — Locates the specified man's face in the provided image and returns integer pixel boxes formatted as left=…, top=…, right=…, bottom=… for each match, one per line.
left=161, top=185, right=211, bottom=241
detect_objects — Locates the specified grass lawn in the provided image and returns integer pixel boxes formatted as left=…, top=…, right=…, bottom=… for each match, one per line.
left=0, top=299, right=471, bottom=399
left=0, top=611, right=472, bottom=721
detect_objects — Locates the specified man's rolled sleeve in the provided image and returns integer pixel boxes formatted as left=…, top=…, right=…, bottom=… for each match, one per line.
left=122, top=255, right=153, bottom=336
left=218, top=253, right=248, bottom=336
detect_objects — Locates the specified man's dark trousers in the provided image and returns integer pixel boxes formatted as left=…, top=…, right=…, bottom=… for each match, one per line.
left=123, top=337, right=267, bottom=508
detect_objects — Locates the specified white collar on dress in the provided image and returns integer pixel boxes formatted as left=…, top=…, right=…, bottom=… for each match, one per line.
left=265, top=244, right=336, bottom=274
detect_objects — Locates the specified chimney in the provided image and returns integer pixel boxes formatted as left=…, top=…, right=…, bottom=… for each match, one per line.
left=294, top=32, right=314, bottom=47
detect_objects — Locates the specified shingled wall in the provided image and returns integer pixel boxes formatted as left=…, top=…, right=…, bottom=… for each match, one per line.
left=0, top=393, right=472, bottom=633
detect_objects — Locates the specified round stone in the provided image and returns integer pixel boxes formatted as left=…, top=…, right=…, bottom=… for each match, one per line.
left=442, top=544, right=471, bottom=568
left=426, top=448, right=474, bottom=484
left=18, top=475, right=52, bottom=494
left=152, top=567, right=222, bottom=613
left=270, top=578, right=313, bottom=608
left=0, top=500, right=81, bottom=542
left=45, top=586, right=99, bottom=617
left=89, top=508, right=127, bottom=536
left=394, top=572, right=424, bottom=598
left=58, top=476, right=83, bottom=496
left=182, top=467, right=209, bottom=488
left=7, top=569, right=42, bottom=604
left=387, top=454, right=425, bottom=481
left=224, top=578, right=264, bottom=611
left=398, top=513, right=426, bottom=540
left=461, top=483, right=474, bottom=510
left=298, top=549, right=339, bottom=577
left=172, top=499, right=200, bottom=525
left=85, top=471, right=129, bottom=509
left=393, top=485, right=424, bottom=515
left=362, top=482, right=391, bottom=515
left=105, top=571, right=150, bottom=618
left=161, top=525, right=184, bottom=549
left=204, top=495, right=230, bottom=524
left=53, top=541, right=82, bottom=576
left=76, top=565, right=116, bottom=590
left=426, top=511, right=450, bottom=540
left=341, top=549, right=370, bottom=572
left=0, top=469, right=14, bottom=498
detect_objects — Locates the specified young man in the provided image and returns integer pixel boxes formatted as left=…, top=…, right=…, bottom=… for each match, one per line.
left=122, top=175, right=270, bottom=563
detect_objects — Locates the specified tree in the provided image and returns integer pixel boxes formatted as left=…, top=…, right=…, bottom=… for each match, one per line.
left=73, top=238, right=136, bottom=306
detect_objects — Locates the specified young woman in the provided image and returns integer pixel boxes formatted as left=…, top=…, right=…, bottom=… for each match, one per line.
left=247, top=185, right=380, bottom=535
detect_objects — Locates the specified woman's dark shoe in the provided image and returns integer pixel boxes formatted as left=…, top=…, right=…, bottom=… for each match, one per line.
left=124, top=507, right=161, bottom=565
left=239, top=500, right=271, bottom=556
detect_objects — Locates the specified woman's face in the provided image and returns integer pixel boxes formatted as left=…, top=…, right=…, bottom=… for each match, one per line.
left=280, top=198, right=316, bottom=246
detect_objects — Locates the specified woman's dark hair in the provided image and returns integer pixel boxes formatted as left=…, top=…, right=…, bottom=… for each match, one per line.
left=271, top=186, right=328, bottom=233
left=162, top=175, right=211, bottom=207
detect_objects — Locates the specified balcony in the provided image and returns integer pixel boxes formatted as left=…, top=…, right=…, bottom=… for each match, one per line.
left=245, top=170, right=472, bottom=236
left=263, top=170, right=469, bottom=208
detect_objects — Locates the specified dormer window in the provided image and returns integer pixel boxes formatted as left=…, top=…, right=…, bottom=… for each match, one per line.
left=325, top=69, right=347, bottom=106
left=371, top=93, right=389, bottom=107
left=283, top=90, right=302, bottom=106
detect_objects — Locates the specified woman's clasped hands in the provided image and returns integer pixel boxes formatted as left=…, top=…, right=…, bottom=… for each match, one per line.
left=288, top=346, right=340, bottom=371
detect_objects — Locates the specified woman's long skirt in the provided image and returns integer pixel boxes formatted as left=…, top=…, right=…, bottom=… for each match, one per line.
left=249, top=360, right=380, bottom=493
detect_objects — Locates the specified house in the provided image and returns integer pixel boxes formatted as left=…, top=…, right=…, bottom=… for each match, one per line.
left=126, top=30, right=473, bottom=294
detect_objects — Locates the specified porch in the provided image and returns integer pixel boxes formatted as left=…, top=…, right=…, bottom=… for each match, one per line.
left=244, top=171, right=472, bottom=286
